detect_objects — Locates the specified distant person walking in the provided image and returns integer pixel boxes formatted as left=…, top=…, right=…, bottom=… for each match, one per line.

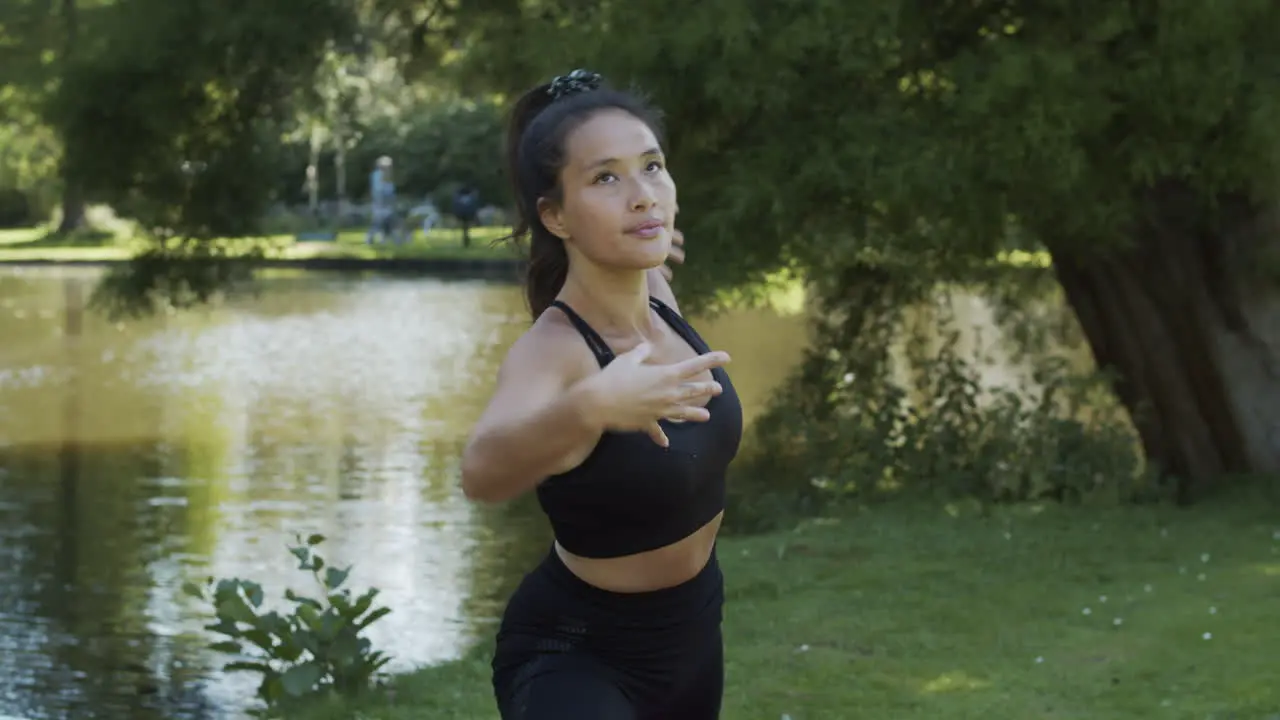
left=452, top=185, right=481, bottom=247
left=366, top=156, right=403, bottom=244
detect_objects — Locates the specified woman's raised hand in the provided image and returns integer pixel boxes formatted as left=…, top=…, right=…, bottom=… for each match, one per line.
left=580, top=341, right=729, bottom=447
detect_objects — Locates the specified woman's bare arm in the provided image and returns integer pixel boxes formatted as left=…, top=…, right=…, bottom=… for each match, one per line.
left=646, top=228, right=685, bottom=313
left=460, top=324, right=604, bottom=503
left=646, top=269, right=680, bottom=314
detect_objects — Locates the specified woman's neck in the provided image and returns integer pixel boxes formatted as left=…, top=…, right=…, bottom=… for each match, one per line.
left=560, top=264, right=653, bottom=336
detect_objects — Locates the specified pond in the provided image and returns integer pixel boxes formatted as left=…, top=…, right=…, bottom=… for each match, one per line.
left=0, top=266, right=813, bottom=719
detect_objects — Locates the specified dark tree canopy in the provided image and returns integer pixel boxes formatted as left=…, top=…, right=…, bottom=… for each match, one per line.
left=48, top=0, right=358, bottom=239
left=442, top=0, right=1280, bottom=495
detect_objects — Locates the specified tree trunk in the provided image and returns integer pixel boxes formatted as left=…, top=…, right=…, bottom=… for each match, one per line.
left=306, top=126, right=321, bottom=218
left=56, top=176, right=86, bottom=233
left=55, top=0, right=86, bottom=235
left=334, top=140, right=347, bottom=221
left=1047, top=182, right=1280, bottom=503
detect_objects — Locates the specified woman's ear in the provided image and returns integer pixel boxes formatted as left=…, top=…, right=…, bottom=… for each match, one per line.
left=537, top=197, right=570, bottom=241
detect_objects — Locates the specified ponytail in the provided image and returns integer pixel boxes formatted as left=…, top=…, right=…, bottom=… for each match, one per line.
left=504, top=83, right=569, bottom=319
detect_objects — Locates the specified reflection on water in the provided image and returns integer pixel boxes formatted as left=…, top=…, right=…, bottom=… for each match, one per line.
left=0, top=267, right=809, bottom=719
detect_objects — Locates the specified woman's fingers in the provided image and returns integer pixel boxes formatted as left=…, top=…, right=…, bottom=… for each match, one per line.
left=646, top=421, right=670, bottom=448
left=662, top=404, right=712, bottom=423
left=683, top=381, right=722, bottom=400
left=681, top=406, right=712, bottom=422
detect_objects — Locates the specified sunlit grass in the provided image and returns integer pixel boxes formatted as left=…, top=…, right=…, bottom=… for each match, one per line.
left=0, top=226, right=517, bottom=263
left=0, top=227, right=42, bottom=246
left=1, top=226, right=1057, bottom=279
left=290, top=492, right=1280, bottom=719
left=997, top=248, right=1053, bottom=268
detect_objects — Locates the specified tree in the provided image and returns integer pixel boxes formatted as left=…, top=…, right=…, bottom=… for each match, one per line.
left=442, top=0, right=1280, bottom=499
left=0, top=0, right=116, bottom=230
left=36, top=0, right=360, bottom=316
left=45, top=0, right=357, bottom=238
left=275, top=55, right=508, bottom=214
left=0, top=85, right=61, bottom=226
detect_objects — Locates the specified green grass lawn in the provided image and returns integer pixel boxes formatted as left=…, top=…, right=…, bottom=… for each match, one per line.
left=0, top=226, right=519, bottom=263
left=291, top=492, right=1280, bottom=720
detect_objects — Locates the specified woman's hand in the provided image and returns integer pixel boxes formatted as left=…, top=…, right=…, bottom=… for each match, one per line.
left=658, top=228, right=685, bottom=282
left=578, top=339, right=730, bottom=447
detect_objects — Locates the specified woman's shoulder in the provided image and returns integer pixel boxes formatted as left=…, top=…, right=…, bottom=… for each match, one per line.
left=497, top=308, right=598, bottom=387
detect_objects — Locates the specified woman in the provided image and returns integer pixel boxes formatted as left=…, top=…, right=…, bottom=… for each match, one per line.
left=460, top=69, right=743, bottom=720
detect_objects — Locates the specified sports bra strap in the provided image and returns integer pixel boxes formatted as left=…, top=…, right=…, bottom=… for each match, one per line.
left=549, top=300, right=615, bottom=365
left=550, top=297, right=710, bottom=367
left=648, top=297, right=711, bottom=354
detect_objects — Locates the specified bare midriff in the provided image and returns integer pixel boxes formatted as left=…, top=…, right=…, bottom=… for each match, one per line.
left=556, top=511, right=724, bottom=593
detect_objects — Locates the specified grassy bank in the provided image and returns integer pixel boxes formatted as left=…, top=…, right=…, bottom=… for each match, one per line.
left=295, top=493, right=1279, bottom=720
left=0, top=226, right=518, bottom=264
left=0, top=227, right=1057, bottom=270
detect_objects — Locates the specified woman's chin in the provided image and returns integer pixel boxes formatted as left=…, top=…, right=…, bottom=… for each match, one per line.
left=632, top=237, right=671, bottom=268
left=596, top=235, right=670, bottom=272
left=636, top=252, right=670, bottom=271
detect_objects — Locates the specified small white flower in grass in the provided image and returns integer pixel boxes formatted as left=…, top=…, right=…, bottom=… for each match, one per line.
left=1004, top=532, right=1012, bottom=540
left=1113, top=617, right=1123, bottom=627
left=1144, top=584, right=1153, bottom=593
left=1034, top=656, right=1044, bottom=664
left=1200, top=553, right=1210, bottom=563
left=1082, top=607, right=1092, bottom=616
left=1209, top=606, right=1217, bottom=615
left=794, top=644, right=809, bottom=653
left=1099, top=595, right=1107, bottom=603
left=1197, top=573, right=1206, bottom=582
left=1203, top=632, right=1212, bottom=640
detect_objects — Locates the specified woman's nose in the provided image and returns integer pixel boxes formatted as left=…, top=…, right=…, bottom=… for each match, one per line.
left=629, top=180, right=657, bottom=211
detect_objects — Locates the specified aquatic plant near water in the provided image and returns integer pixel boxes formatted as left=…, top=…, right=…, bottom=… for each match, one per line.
left=183, top=533, right=393, bottom=714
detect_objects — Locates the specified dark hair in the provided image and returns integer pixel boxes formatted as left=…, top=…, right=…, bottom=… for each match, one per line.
left=504, top=71, right=665, bottom=319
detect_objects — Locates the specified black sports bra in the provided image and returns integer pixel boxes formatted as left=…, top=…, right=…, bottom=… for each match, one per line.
left=535, top=297, right=743, bottom=559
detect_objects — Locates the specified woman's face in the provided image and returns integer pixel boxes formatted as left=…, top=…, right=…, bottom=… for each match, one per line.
left=539, top=109, right=677, bottom=272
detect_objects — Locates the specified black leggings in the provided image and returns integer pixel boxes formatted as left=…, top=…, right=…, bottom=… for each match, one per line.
left=491, top=546, right=724, bottom=719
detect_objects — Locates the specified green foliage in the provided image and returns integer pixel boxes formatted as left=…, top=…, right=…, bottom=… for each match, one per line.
left=728, top=265, right=1149, bottom=533
left=183, top=533, right=393, bottom=715
left=0, top=14, right=66, bottom=227
left=277, top=94, right=507, bottom=208
left=0, top=98, right=61, bottom=225
left=46, top=0, right=356, bottom=240
left=445, top=0, right=1280, bottom=484
left=88, top=242, right=263, bottom=319
left=447, top=0, right=1280, bottom=303
left=20, top=0, right=360, bottom=310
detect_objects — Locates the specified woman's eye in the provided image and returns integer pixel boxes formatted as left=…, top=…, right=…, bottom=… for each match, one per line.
left=646, top=160, right=664, bottom=172
left=593, top=172, right=617, bottom=184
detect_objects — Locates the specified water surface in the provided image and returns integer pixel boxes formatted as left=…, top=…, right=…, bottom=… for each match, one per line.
left=0, top=267, right=808, bottom=719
